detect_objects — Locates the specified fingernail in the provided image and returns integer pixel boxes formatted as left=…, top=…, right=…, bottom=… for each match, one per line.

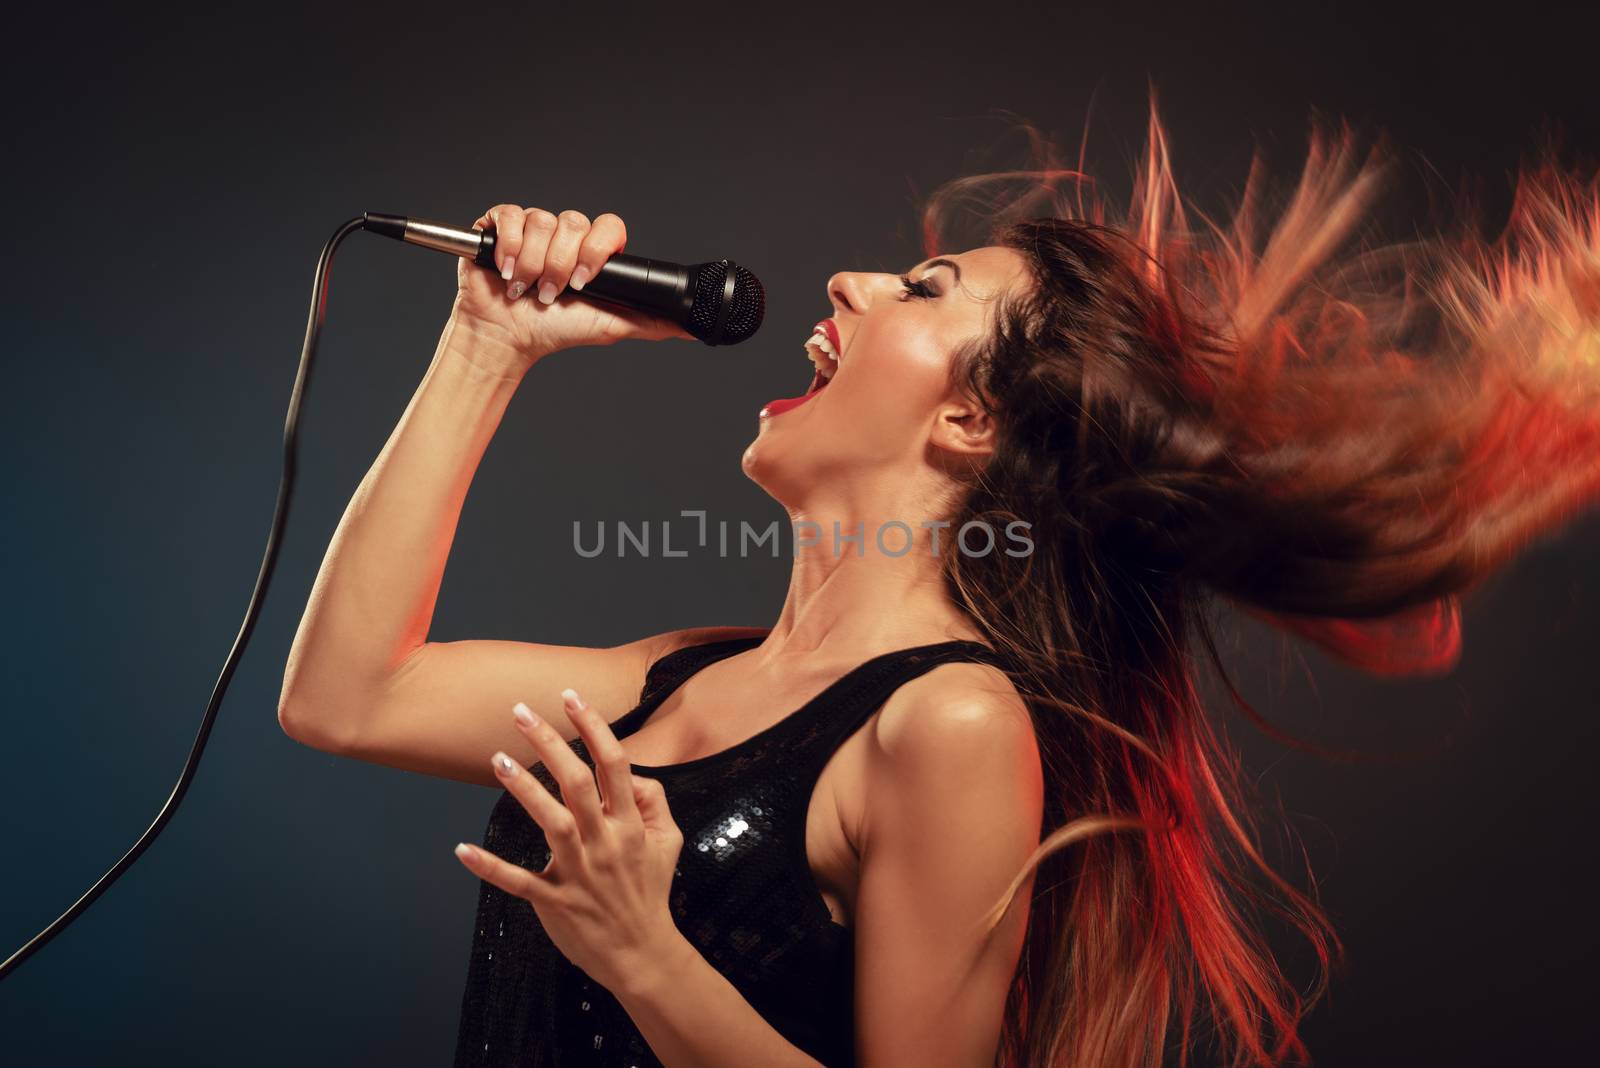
left=538, top=281, right=559, bottom=305
left=506, top=280, right=526, bottom=300
left=454, top=842, right=476, bottom=861
left=512, top=702, right=538, bottom=729
left=493, top=751, right=520, bottom=778
left=500, top=258, right=515, bottom=281
left=569, top=265, right=592, bottom=292
left=560, top=688, right=584, bottom=711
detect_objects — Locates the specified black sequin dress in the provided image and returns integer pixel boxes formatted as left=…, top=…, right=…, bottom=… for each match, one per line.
left=452, top=634, right=1011, bottom=1067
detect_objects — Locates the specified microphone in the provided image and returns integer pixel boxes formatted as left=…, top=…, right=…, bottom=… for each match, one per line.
left=361, top=212, right=765, bottom=346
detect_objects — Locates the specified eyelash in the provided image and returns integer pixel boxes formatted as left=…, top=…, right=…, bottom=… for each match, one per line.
left=898, top=275, right=936, bottom=300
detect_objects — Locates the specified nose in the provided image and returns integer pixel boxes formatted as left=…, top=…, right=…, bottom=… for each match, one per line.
left=826, top=271, right=900, bottom=317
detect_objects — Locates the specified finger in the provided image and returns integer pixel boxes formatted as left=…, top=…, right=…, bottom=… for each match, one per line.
left=484, top=204, right=527, bottom=284
left=560, top=688, right=640, bottom=823
left=536, top=210, right=591, bottom=305
left=509, top=208, right=558, bottom=302
left=489, top=749, right=589, bottom=871
left=510, top=702, right=610, bottom=843
left=631, top=772, right=678, bottom=835
left=470, top=215, right=503, bottom=284
left=570, top=213, right=627, bottom=293
left=454, top=841, right=553, bottom=904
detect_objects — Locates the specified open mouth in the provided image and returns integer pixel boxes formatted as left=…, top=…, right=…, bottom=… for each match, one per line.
left=803, top=320, right=840, bottom=394
left=760, top=320, right=842, bottom=420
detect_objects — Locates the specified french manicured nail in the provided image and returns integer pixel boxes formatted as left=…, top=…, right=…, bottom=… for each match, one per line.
left=538, top=281, right=559, bottom=305
left=500, top=258, right=515, bottom=281
left=560, top=688, right=585, bottom=711
left=455, top=842, right=476, bottom=862
left=506, top=280, right=527, bottom=300
left=569, top=265, right=593, bottom=292
left=493, top=751, right=520, bottom=778
left=512, top=702, right=538, bottom=729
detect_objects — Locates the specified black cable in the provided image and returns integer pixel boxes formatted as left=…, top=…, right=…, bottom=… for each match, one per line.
left=0, top=215, right=369, bottom=981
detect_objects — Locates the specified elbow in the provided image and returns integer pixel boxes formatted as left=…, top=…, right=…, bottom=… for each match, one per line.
left=277, top=641, right=418, bottom=756
left=277, top=691, right=359, bottom=755
left=276, top=694, right=311, bottom=746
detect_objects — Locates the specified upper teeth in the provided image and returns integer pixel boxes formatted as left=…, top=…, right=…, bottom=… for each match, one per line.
left=805, top=327, right=839, bottom=378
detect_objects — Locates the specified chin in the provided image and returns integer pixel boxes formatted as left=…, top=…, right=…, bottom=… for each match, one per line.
left=741, top=437, right=809, bottom=510
left=740, top=437, right=781, bottom=494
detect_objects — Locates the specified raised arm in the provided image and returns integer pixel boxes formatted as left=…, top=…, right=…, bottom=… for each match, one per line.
left=276, top=204, right=746, bottom=787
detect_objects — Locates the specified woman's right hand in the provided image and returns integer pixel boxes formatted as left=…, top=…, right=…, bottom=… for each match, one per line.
left=449, top=205, right=694, bottom=374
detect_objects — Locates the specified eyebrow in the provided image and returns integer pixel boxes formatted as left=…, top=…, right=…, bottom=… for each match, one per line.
left=910, top=257, right=962, bottom=284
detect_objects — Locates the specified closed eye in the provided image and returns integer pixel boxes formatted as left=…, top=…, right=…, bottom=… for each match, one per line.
left=898, top=275, right=937, bottom=300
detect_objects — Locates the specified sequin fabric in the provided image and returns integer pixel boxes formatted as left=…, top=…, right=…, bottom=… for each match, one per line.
left=452, top=635, right=1012, bottom=1068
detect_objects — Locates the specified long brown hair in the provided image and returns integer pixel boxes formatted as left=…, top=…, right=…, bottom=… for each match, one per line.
left=928, top=101, right=1600, bottom=1066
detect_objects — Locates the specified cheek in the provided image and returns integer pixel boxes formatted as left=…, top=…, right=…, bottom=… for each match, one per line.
left=833, top=330, right=952, bottom=427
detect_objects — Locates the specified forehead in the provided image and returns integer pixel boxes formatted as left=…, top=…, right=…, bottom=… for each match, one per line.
left=915, top=245, right=1024, bottom=274
left=913, top=245, right=1028, bottom=297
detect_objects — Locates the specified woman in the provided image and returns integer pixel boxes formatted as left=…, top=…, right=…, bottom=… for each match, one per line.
left=277, top=105, right=1600, bottom=1067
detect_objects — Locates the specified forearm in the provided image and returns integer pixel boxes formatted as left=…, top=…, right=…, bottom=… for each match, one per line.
left=278, top=318, right=530, bottom=744
left=614, top=931, right=826, bottom=1068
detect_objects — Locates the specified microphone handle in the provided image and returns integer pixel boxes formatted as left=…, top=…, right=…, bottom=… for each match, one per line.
left=362, top=212, right=696, bottom=322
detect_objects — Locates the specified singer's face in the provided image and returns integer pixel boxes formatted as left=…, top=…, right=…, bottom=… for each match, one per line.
left=742, top=245, right=1028, bottom=506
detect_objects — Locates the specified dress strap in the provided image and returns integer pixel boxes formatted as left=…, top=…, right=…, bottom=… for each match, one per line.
left=612, top=634, right=1012, bottom=755
left=644, top=634, right=766, bottom=699
left=609, top=634, right=766, bottom=740
left=794, top=640, right=1013, bottom=764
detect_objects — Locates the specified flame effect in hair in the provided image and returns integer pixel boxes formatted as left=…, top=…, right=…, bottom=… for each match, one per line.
left=920, top=97, right=1600, bottom=1066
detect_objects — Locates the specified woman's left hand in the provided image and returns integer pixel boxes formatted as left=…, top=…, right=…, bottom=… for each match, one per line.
left=454, top=688, right=687, bottom=995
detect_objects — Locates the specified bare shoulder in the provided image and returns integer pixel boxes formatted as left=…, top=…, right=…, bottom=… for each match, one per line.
left=860, top=657, right=1042, bottom=851
left=869, top=658, right=1034, bottom=766
left=851, top=655, right=1045, bottom=1034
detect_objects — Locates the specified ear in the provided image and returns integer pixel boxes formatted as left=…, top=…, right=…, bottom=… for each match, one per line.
left=929, top=394, right=997, bottom=460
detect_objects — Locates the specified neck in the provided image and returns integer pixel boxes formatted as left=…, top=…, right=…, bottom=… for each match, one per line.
left=756, top=476, right=985, bottom=665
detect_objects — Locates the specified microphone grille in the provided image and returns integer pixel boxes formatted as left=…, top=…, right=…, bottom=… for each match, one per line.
left=688, top=260, right=765, bottom=345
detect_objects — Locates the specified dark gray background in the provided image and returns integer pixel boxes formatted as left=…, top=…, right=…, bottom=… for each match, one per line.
left=3, top=1, right=1597, bottom=1063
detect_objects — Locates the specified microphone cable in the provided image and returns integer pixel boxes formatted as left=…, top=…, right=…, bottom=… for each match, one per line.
left=0, top=215, right=369, bottom=981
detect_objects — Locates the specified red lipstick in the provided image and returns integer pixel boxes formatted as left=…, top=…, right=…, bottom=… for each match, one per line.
left=760, top=317, right=840, bottom=420
left=817, top=317, right=842, bottom=355
left=760, top=391, right=820, bottom=419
